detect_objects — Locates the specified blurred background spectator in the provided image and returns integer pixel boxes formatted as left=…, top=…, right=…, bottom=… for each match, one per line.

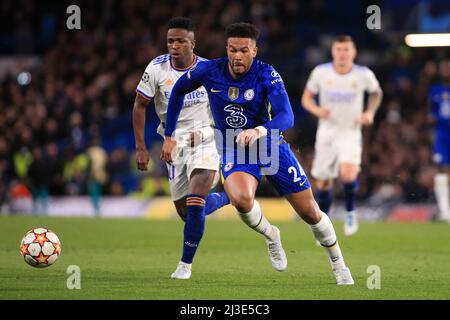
left=87, top=137, right=108, bottom=216
left=28, top=146, right=51, bottom=214
left=0, top=0, right=449, bottom=207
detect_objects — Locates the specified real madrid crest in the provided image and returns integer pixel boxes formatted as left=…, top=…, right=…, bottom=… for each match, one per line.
left=244, top=89, right=254, bottom=101
left=228, top=87, right=239, bottom=101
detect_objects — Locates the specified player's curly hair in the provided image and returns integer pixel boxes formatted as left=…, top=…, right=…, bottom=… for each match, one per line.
left=167, top=17, right=195, bottom=32
left=225, top=22, right=259, bottom=41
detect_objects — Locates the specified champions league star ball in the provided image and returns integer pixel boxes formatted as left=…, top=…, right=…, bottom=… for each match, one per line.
left=20, top=228, right=61, bottom=268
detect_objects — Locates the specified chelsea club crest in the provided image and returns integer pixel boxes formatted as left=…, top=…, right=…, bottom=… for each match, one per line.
left=244, top=89, right=254, bottom=101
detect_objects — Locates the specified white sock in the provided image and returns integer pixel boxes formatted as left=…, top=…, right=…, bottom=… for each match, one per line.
left=434, top=173, right=449, bottom=220
left=309, top=212, right=346, bottom=270
left=236, top=200, right=276, bottom=241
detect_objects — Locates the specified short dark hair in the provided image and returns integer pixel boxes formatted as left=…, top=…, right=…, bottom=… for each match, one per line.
left=167, top=17, right=195, bottom=32
left=225, top=22, right=259, bottom=41
left=332, top=35, right=355, bottom=46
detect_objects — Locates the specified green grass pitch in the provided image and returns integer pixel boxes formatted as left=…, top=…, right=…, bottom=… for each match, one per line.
left=0, top=215, right=449, bottom=299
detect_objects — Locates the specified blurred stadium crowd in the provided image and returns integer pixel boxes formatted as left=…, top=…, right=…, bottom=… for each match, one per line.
left=0, top=0, right=449, bottom=210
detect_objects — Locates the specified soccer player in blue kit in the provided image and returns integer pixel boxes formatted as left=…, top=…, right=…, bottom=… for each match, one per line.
left=161, top=22, right=354, bottom=284
left=430, top=60, right=450, bottom=222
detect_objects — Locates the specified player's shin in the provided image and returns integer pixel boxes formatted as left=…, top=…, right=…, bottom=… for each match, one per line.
left=181, top=195, right=206, bottom=264
left=343, top=180, right=358, bottom=212
left=204, top=192, right=230, bottom=215
left=309, top=212, right=346, bottom=270
left=236, top=200, right=276, bottom=241
left=316, top=189, right=333, bottom=215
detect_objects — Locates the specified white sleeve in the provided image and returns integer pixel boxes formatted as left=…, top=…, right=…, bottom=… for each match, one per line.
left=136, top=62, right=156, bottom=100
left=305, top=67, right=320, bottom=94
left=363, top=67, right=380, bottom=93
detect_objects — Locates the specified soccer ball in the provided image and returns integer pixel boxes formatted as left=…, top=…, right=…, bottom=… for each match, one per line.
left=20, top=228, right=61, bottom=268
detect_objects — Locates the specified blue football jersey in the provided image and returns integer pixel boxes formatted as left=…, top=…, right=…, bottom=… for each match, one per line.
left=164, top=57, right=311, bottom=194
left=187, top=58, right=288, bottom=133
left=429, top=84, right=450, bottom=133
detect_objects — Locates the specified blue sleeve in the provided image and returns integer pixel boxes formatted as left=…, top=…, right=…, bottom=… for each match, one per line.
left=164, top=64, right=205, bottom=137
left=261, top=65, right=294, bottom=132
left=264, top=93, right=294, bottom=132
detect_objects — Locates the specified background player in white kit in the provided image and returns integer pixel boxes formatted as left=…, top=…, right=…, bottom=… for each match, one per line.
left=132, top=17, right=229, bottom=279
left=302, top=35, right=383, bottom=236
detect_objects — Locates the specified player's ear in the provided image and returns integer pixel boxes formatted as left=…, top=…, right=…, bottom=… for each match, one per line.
left=252, top=46, right=258, bottom=58
left=351, top=42, right=357, bottom=58
left=351, top=47, right=357, bottom=60
left=191, top=39, right=196, bottom=50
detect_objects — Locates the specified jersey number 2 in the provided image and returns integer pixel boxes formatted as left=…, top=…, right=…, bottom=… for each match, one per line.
left=288, top=165, right=305, bottom=182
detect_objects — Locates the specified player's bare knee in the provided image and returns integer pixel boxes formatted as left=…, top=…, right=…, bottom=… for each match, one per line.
left=230, top=193, right=254, bottom=213
left=339, top=166, right=359, bottom=182
left=316, top=179, right=333, bottom=190
left=340, top=172, right=357, bottom=183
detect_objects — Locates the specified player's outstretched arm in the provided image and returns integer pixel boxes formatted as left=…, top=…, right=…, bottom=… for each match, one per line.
left=161, top=72, right=202, bottom=163
left=133, top=93, right=151, bottom=171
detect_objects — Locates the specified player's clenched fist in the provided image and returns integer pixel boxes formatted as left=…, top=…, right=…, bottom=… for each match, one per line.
left=136, top=148, right=150, bottom=171
left=160, top=136, right=177, bottom=164
left=359, top=110, right=375, bottom=125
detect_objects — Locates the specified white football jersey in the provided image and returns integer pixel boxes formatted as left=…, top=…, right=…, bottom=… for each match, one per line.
left=305, top=62, right=380, bottom=135
left=136, top=54, right=213, bottom=138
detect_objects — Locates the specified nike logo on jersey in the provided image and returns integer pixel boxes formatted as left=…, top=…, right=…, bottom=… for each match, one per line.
left=211, top=88, right=221, bottom=93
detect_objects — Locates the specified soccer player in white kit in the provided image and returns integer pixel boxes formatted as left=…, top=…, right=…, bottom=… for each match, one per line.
left=302, top=35, right=383, bottom=236
left=132, top=17, right=229, bottom=279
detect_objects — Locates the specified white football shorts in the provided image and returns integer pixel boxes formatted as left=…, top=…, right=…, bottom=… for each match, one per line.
left=311, top=129, right=362, bottom=180
left=166, top=126, right=220, bottom=200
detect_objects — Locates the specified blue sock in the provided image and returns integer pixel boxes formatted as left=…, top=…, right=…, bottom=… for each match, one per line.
left=316, top=189, right=332, bottom=215
left=181, top=194, right=206, bottom=264
left=204, top=192, right=230, bottom=216
left=343, top=181, right=358, bottom=212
